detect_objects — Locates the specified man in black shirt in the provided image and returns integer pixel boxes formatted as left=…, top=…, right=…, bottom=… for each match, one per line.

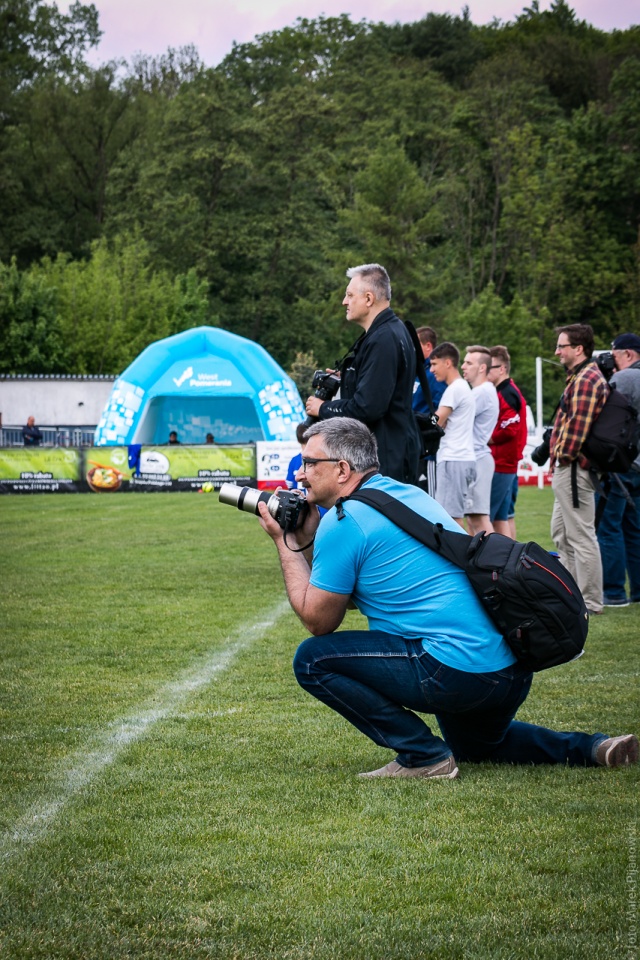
left=305, top=263, right=421, bottom=483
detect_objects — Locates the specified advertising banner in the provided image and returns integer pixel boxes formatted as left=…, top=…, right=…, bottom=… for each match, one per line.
left=84, top=445, right=256, bottom=493
left=0, top=448, right=82, bottom=493
left=0, top=446, right=257, bottom=493
left=256, top=441, right=300, bottom=489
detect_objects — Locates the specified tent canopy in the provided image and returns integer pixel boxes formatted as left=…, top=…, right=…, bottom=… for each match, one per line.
left=95, top=327, right=305, bottom=445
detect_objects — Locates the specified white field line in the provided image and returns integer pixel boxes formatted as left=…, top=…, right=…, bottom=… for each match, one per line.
left=1, top=598, right=291, bottom=859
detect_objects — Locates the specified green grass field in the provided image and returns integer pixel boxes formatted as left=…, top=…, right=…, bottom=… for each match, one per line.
left=1, top=488, right=638, bottom=960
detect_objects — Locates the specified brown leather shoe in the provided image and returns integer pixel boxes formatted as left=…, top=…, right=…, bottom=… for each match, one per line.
left=594, top=734, right=639, bottom=767
left=359, top=756, right=459, bottom=779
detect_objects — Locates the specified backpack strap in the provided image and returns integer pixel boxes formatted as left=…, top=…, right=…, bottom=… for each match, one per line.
left=404, top=319, right=436, bottom=415
left=570, top=459, right=580, bottom=508
left=344, top=487, right=473, bottom=569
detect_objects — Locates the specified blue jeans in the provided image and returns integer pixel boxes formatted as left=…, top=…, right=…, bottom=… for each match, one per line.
left=293, top=632, right=604, bottom=767
left=597, top=470, right=640, bottom=603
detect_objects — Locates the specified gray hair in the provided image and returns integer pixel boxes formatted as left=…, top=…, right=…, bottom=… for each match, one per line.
left=302, top=418, right=380, bottom=473
left=346, top=263, right=391, bottom=303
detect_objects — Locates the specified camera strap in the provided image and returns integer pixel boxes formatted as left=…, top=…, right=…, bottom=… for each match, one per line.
left=283, top=531, right=315, bottom=553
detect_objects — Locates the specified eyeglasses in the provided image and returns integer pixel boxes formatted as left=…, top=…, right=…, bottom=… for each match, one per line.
left=556, top=342, right=573, bottom=349
left=490, top=365, right=503, bottom=370
left=300, top=457, right=341, bottom=472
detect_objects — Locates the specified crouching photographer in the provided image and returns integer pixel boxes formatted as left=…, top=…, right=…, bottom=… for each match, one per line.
left=256, top=417, right=638, bottom=779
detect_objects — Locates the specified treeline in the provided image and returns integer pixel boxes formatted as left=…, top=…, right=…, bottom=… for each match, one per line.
left=1, top=0, right=639, bottom=407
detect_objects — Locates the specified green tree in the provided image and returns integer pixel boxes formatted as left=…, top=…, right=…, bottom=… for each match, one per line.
left=371, top=10, right=485, bottom=87
left=0, top=257, right=67, bottom=372
left=444, top=283, right=546, bottom=409
left=1, top=64, right=143, bottom=263
left=0, top=0, right=102, bottom=260
left=0, top=0, right=100, bottom=102
left=287, top=351, right=320, bottom=399
left=1, top=235, right=211, bottom=375
left=337, top=140, right=437, bottom=316
left=21, top=233, right=211, bottom=374
left=481, top=0, right=606, bottom=113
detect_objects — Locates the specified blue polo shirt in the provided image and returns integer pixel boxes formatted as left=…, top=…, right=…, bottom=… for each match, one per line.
left=309, top=474, right=516, bottom=673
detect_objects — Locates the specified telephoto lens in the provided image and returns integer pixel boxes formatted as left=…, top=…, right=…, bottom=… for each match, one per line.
left=219, top=483, right=310, bottom=533
left=218, top=483, right=275, bottom=516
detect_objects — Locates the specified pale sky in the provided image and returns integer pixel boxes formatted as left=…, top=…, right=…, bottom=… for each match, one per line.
left=63, top=0, right=639, bottom=68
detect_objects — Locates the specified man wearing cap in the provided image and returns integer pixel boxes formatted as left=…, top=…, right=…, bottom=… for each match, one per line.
left=597, top=332, right=640, bottom=606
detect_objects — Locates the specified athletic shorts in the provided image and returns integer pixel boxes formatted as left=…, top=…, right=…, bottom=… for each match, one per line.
left=435, top=460, right=476, bottom=519
left=509, top=473, right=519, bottom=520
left=465, top=455, right=495, bottom=516
left=491, top=471, right=516, bottom=522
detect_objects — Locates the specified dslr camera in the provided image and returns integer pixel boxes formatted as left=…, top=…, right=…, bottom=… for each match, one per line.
left=301, top=369, right=342, bottom=429
left=416, top=412, right=445, bottom=458
left=531, top=427, right=553, bottom=467
left=218, top=483, right=309, bottom=533
left=595, top=351, right=616, bottom=382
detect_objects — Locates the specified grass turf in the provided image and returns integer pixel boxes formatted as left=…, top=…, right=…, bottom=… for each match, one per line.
left=0, top=487, right=638, bottom=959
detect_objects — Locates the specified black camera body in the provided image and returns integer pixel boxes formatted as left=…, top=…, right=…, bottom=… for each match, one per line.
left=273, top=488, right=310, bottom=532
left=531, top=427, right=553, bottom=467
left=311, top=369, right=341, bottom=402
left=301, top=370, right=342, bottom=430
left=218, top=483, right=309, bottom=533
left=416, top=412, right=445, bottom=458
left=595, top=351, right=616, bottom=382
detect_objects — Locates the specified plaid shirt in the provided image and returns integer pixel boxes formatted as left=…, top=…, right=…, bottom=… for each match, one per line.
left=550, top=360, right=609, bottom=468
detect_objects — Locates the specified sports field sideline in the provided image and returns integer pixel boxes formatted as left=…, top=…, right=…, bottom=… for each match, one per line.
left=0, top=488, right=637, bottom=959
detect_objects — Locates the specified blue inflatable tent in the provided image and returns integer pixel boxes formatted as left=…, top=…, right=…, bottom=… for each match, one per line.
left=94, top=327, right=305, bottom=446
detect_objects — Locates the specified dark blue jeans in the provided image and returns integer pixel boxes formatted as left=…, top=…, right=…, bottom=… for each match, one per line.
left=293, top=632, right=604, bottom=767
left=597, top=470, right=640, bottom=603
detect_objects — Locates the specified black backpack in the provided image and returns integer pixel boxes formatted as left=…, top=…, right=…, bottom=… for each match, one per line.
left=404, top=319, right=445, bottom=457
left=582, top=382, right=640, bottom=473
left=343, top=488, right=589, bottom=672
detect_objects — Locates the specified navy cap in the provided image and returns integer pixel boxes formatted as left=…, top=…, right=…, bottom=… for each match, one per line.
left=612, top=333, right=640, bottom=352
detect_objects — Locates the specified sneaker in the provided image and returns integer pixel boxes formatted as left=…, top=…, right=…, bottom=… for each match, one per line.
left=603, top=598, right=630, bottom=607
left=359, top=756, right=459, bottom=780
left=595, top=734, right=639, bottom=767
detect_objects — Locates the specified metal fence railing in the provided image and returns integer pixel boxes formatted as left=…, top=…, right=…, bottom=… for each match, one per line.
left=0, top=427, right=97, bottom=448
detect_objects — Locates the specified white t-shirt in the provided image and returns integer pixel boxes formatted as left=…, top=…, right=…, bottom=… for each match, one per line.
left=472, top=380, right=499, bottom=459
left=437, top=377, right=475, bottom=462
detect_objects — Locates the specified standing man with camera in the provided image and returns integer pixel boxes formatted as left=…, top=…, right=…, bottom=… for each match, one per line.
left=550, top=324, right=609, bottom=616
left=597, top=332, right=640, bottom=606
left=304, top=264, right=421, bottom=484
left=255, top=417, right=638, bottom=777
